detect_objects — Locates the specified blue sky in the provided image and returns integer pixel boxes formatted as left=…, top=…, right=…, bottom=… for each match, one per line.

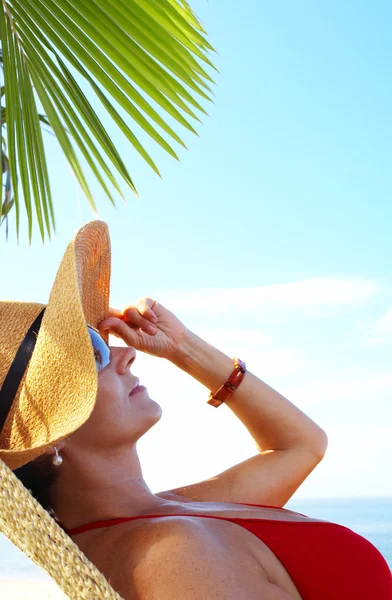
left=1, top=1, right=391, bottom=501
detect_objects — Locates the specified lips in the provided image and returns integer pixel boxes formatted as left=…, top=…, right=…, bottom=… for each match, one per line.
left=130, top=378, right=140, bottom=395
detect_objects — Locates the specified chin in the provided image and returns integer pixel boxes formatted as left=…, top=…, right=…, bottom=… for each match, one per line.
left=135, top=398, right=163, bottom=423
left=149, top=399, right=163, bottom=419
left=130, top=407, right=162, bottom=442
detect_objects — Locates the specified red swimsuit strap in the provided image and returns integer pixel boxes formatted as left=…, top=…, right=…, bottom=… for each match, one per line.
left=66, top=502, right=307, bottom=536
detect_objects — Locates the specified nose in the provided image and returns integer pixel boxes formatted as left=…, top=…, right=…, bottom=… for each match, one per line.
left=112, top=346, right=136, bottom=374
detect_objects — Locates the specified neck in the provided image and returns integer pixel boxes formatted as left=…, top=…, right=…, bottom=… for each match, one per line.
left=49, top=444, right=177, bottom=529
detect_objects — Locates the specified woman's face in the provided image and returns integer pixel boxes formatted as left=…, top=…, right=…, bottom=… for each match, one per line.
left=68, top=345, right=162, bottom=452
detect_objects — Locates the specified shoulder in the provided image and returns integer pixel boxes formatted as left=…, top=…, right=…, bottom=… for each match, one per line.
left=76, top=517, right=206, bottom=597
left=78, top=516, right=276, bottom=599
left=124, top=514, right=216, bottom=561
left=122, top=517, right=268, bottom=599
left=83, top=515, right=212, bottom=570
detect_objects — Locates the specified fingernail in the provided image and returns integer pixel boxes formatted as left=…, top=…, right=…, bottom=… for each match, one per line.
left=147, top=325, right=157, bottom=334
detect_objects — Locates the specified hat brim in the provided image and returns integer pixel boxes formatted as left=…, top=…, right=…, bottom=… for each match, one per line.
left=0, top=220, right=111, bottom=470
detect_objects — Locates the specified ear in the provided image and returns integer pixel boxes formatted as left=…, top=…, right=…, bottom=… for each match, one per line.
left=55, top=438, right=66, bottom=452
left=42, top=438, right=66, bottom=456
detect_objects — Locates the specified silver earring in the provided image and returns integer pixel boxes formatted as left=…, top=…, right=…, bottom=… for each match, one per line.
left=52, top=446, right=63, bottom=467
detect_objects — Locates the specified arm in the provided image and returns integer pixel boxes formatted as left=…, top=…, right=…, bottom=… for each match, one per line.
left=101, top=300, right=328, bottom=506
left=159, top=447, right=324, bottom=506
left=172, top=330, right=328, bottom=455
left=163, top=330, right=327, bottom=506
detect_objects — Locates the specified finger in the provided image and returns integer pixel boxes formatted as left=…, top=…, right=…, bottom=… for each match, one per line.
left=136, top=297, right=158, bottom=322
left=98, top=317, right=134, bottom=342
left=102, top=309, right=158, bottom=337
left=122, top=306, right=156, bottom=333
left=124, top=301, right=157, bottom=326
left=98, top=318, right=156, bottom=347
left=107, top=306, right=123, bottom=319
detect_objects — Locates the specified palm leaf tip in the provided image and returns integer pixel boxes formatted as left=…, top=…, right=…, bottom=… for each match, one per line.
left=0, top=0, right=216, bottom=240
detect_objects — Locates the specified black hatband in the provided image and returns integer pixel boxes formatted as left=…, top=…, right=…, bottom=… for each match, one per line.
left=0, top=308, right=46, bottom=434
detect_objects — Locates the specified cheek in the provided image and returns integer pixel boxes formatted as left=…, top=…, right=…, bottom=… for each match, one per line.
left=86, top=370, right=126, bottom=434
left=70, top=370, right=131, bottom=449
left=96, top=369, right=124, bottom=416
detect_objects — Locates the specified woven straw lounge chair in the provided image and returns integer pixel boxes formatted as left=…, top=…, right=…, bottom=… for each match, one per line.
left=0, top=459, right=123, bottom=599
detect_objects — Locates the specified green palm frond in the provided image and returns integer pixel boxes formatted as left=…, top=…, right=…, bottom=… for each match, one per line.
left=1, top=139, right=15, bottom=239
left=0, top=0, right=215, bottom=241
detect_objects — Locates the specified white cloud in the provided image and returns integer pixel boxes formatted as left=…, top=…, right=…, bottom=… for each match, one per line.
left=296, top=370, right=392, bottom=403
left=160, top=277, right=379, bottom=318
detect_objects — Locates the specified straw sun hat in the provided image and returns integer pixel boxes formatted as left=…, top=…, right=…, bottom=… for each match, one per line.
left=0, top=220, right=124, bottom=599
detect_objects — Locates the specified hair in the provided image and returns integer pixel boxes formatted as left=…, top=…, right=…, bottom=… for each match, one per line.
left=13, top=453, right=60, bottom=518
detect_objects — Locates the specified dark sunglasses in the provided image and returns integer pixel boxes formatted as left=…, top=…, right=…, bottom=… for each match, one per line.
left=87, top=325, right=111, bottom=371
left=0, top=319, right=111, bottom=437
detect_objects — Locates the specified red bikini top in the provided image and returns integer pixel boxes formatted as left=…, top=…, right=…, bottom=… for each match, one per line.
left=67, top=502, right=392, bottom=600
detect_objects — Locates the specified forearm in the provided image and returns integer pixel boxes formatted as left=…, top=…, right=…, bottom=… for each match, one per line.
left=171, top=330, right=328, bottom=456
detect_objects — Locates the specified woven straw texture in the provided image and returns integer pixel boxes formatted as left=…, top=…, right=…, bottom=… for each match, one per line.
left=0, top=221, right=111, bottom=470
left=0, top=460, right=123, bottom=598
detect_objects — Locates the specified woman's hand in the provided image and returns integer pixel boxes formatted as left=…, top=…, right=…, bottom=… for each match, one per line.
left=98, top=297, right=189, bottom=361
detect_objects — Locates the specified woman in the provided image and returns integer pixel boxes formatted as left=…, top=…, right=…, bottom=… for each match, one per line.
left=1, top=221, right=390, bottom=600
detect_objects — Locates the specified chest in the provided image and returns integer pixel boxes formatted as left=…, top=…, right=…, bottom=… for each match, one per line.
left=78, top=514, right=305, bottom=600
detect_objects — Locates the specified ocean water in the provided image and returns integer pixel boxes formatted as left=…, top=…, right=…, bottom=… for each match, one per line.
left=0, top=496, right=390, bottom=580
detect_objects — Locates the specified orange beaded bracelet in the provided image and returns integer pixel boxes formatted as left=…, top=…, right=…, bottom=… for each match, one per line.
left=207, top=358, right=246, bottom=407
